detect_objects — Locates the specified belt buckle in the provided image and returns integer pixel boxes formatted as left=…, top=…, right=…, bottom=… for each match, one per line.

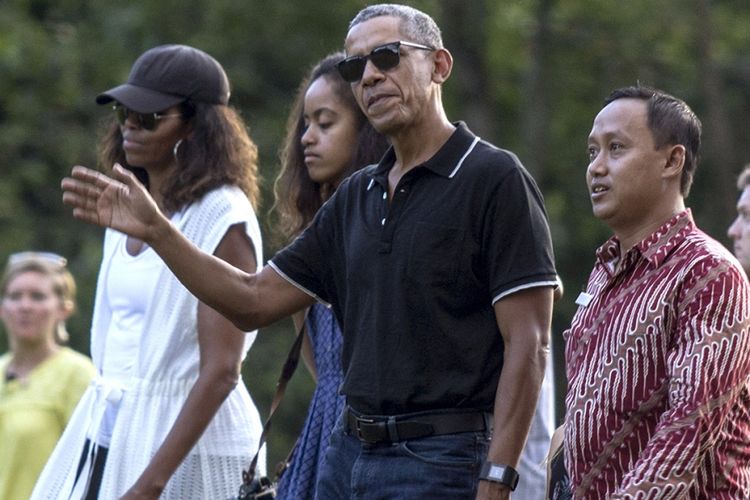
left=355, top=415, right=379, bottom=444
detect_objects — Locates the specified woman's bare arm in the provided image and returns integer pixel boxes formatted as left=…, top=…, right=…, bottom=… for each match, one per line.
left=62, top=165, right=314, bottom=330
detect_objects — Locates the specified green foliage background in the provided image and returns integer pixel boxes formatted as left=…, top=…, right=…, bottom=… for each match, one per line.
left=1, top=0, right=749, bottom=473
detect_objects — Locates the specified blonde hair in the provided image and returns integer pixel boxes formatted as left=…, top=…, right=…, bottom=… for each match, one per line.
left=1, top=252, right=77, bottom=344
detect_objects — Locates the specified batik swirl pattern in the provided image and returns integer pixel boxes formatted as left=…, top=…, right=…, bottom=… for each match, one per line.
left=564, top=210, right=750, bottom=499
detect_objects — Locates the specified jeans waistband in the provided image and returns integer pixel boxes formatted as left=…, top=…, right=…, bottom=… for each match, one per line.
left=343, top=406, right=491, bottom=444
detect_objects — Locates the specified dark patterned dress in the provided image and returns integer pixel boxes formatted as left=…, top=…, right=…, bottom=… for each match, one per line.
left=548, top=443, right=572, bottom=500
left=276, top=304, right=345, bottom=500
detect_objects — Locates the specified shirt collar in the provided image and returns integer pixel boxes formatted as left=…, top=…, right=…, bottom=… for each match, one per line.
left=369, top=122, right=478, bottom=184
left=596, top=209, right=695, bottom=273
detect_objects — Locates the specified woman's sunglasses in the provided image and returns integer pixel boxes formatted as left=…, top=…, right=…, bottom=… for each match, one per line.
left=337, top=40, right=434, bottom=83
left=7, top=251, right=67, bottom=269
left=113, top=104, right=183, bottom=130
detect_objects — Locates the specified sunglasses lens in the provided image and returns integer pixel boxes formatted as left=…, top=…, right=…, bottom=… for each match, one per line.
left=139, top=113, right=156, bottom=130
left=337, top=44, right=402, bottom=83
left=113, top=106, right=157, bottom=130
left=370, top=46, right=400, bottom=72
left=338, top=58, right=366, bottom=83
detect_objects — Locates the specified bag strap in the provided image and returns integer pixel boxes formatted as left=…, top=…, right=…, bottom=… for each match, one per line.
left=240, top=313, right=307, bottom=490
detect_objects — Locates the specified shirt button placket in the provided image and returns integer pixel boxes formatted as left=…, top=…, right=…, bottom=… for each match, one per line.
left=381, top=189, right=387, bottom=226
left=377, top=186, right=392, bottom=253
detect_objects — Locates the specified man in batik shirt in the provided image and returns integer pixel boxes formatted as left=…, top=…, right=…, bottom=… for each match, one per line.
left=564, top=85, right=750, bottom=498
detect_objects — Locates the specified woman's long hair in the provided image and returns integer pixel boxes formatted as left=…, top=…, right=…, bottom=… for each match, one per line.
left=98, top=100, right=260, bottom=213
left=272, top=51, right=389, bottom=245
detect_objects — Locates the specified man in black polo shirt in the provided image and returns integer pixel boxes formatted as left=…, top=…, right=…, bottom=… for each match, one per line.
left=62, top=4, right=557, bottom=499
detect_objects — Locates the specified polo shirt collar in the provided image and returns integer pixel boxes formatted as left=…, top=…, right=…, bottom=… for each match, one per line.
left=369, top=122, right=478, bottom=181
left=596, top=209, right=695, bottom=274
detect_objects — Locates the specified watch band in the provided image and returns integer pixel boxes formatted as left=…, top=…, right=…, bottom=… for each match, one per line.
left=479, top=461, right=519, bottom=491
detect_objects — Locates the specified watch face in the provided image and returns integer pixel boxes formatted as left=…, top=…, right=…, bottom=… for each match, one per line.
left=489, top=465, right=506, bottom=480
left=480, top=462, right=519, bottom=490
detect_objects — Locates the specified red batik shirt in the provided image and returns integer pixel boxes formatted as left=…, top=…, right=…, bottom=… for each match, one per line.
left=564, top=210, right=750, bottom=499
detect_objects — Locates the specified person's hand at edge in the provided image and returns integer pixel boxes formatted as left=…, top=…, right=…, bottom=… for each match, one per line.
left=61, top=163, right=165, bottom=242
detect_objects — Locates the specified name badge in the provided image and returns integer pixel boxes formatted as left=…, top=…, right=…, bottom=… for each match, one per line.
left=576, top=292, right=593, bottom=307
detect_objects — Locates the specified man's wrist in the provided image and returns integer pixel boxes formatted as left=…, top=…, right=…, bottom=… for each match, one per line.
left=478, top=461, right=519, bottom=491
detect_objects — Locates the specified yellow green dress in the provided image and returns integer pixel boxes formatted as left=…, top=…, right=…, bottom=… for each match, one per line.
left=0, top=347, right=95, bottom=500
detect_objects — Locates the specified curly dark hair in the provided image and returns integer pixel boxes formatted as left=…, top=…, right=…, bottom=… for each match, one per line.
left=98, top=100, right=260, bottom=213
left=272, top=51, right=389, bottom=244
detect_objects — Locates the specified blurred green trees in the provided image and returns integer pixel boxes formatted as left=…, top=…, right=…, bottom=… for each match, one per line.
left=1, top=0, right=749, bottom=470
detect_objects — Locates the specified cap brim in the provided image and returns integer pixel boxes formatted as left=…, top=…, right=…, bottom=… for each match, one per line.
left=95, top=83, right=185, bottom=113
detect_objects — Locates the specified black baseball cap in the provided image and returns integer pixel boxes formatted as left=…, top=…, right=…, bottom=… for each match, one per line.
left=96, top=44, right=230, bottom=113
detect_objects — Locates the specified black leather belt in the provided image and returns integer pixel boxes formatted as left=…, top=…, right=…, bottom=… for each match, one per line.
left=343, top=406, right=489, bottom=444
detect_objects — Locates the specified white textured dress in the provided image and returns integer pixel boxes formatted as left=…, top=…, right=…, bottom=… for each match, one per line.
left=32, top=185, right=265, bottom=499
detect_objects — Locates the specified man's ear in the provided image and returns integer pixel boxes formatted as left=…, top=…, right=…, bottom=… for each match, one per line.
left=663, top=144, right=686, bottom=181
left=432, top=48, right=453, bottom=84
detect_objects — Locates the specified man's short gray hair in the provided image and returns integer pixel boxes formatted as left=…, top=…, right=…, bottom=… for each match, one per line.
left=348, top=4, right=443, bottom=49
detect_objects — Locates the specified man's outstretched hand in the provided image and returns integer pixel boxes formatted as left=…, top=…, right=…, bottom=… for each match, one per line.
left=61, top=163, right=163, bottom=242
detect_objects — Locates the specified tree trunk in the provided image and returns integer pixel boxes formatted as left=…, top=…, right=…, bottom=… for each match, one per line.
left=695, top=0, right=737, bottom=233
left=520, top=0, right=554, bottom=181
left=439, top=0, right=497, bottom=142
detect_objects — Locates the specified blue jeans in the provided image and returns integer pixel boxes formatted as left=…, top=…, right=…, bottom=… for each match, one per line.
left=315, top=418, right=490, bottom=499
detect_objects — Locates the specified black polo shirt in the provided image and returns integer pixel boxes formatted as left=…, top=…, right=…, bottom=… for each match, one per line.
left=270, top=122, right=557, bottom=415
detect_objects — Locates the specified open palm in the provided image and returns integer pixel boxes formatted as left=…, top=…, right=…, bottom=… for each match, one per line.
left=61, top=164, right=164, bottom=241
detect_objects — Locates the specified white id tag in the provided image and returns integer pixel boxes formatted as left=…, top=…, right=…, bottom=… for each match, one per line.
left=575, top=292, right=593, bottom=307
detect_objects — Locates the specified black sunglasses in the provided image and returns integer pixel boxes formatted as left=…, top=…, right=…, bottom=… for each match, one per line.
left=337, top=41, right=434, bottom=83
left=113, top=104, right=183, bottom=130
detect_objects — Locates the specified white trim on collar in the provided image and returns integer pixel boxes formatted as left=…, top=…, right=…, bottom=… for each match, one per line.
left=366, top=133, right=480, bottom=188
left=449, top=136, right=480, bottom=178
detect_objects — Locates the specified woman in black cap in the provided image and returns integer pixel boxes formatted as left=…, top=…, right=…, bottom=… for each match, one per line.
left=32, top=44, right=265, bottom=499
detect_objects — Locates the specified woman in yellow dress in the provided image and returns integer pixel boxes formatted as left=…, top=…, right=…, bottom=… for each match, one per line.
left=0, top=252, right=95, bottom=500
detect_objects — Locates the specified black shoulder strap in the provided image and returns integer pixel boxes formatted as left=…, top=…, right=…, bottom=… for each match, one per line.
left=239, top=315, right=306, bottom=491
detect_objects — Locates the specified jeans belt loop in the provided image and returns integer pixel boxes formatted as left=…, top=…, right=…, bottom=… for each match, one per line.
left=483, top=412, right=493, bottom=434
left=386, top=416, right=399, bottom=442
